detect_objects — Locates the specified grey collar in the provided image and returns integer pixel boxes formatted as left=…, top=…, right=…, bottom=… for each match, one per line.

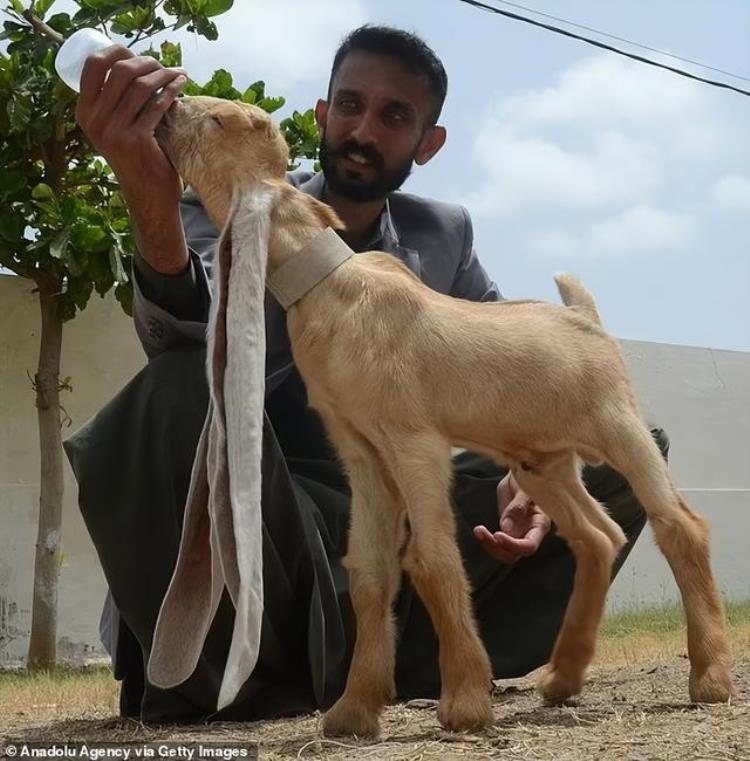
left=266, top=227, right=354, bottom=310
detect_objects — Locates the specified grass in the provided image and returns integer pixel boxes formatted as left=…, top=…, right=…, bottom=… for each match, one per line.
left=1, top=601, right=747, bottom=730
left=601, top=598, right=750, bottom=637
left=0, top=665, right=118, bottom=722
left=596, top=598, right=750, bottom=665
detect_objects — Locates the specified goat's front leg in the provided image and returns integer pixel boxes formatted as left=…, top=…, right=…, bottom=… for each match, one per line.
left=321, top=430, right=403, bottom=739
left=382, top=430, right=494, bottom=732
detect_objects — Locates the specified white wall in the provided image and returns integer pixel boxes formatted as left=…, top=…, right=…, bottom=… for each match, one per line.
left=1, top=272, right=748, bottom=664
left=0, top=274, right=144, bottom=664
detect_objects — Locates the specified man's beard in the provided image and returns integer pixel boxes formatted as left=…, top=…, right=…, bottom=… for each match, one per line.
left=318, top=133, right=414, bottom=202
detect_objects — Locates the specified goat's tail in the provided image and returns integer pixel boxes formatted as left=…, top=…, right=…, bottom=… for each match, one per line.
left=554, top=273, right=603, bottom=327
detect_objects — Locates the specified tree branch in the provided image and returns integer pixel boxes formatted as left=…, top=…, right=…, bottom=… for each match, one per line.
left=22, top=10, right=64, bottom=44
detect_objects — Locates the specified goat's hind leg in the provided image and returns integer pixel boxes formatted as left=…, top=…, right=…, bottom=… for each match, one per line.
left=603, top=415, right=733, bottom=702
left=512, top=452, right=626, bottom=705
left=321, top=423, right=403, bottom=738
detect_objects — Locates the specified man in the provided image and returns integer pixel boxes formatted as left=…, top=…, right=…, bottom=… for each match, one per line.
left=67, top=25, right=667, bottom=723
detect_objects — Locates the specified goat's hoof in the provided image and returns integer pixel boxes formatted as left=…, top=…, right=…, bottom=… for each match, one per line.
left=689, top=665, right=734, bottom=703
left=322, top=697, right=381, bottom=738
left=437, top=688, right=493, bottom=732
left=537, top=666, right=583, bottom=705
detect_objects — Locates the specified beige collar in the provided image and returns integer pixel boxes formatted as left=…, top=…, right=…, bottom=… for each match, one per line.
left=266, top=227, right=354, bottom=310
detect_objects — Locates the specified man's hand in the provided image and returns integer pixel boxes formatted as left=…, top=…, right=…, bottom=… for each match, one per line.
left=75, top=45, right=190, bottom=274
left=473, top=473, right=551, bottom=564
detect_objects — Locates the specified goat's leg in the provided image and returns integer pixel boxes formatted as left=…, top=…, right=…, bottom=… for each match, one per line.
left=320, top=426, right=403, bottom=738
left=382, top=430, right=493, bottom=732
left=601, top=414, right=733, bottom=702
left=512, top=452, right=625, bottom=704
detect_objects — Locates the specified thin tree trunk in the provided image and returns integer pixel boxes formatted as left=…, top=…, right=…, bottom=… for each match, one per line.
left=27, top=278, right=64, bottom=672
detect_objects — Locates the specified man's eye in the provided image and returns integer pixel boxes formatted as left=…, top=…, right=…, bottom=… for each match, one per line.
left=337, top=99, right=358, bottom=111
left=385, top=109, right=408, bottom=123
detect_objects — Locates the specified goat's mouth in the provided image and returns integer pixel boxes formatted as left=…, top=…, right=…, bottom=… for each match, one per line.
left=154, top=102, right=177, bottom=150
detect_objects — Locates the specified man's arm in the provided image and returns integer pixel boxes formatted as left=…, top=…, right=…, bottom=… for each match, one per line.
left=74, top=46, right=221, bottom=354
left=131, top=193, right=215, bottom=356
left=76, top=46, right=189, bottom=274
left=450, top=207, right=503, bottom=303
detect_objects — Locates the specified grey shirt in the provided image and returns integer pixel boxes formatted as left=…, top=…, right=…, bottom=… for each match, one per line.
left=133, top=170, right=502, bottom=396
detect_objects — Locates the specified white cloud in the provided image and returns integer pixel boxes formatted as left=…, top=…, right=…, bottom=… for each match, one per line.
left=469, top=127, right=658, bottom=214
left=146, top=0, right=368, bottom=92
left=498, top=55, right=701, bottom=129
left=713, top=175, right=750, bottom=212
left=461, top=54, right=741, bottom=220
left=530, top=205, right=693, bottom=259
left=589, top=206, right=693, bottom=254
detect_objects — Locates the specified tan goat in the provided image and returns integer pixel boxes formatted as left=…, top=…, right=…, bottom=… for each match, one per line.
left=155, top=96, right=734, bottom=737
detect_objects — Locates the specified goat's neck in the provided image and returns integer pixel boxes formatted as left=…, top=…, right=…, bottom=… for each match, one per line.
left=266, top=221, right=328, bottom=276
left=265, top=188, right=331, bottom=275
left=193, top=183, right=234, bottom=232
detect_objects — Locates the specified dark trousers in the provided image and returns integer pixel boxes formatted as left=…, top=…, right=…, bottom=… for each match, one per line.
left=64, top=346, right=668, bottom=723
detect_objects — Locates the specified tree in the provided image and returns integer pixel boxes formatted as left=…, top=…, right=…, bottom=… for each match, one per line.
left=0, top=0, right=320, bottom=671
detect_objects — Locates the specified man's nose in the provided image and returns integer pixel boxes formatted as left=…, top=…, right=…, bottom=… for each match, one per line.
left=349, top=110, right=378, bottom=146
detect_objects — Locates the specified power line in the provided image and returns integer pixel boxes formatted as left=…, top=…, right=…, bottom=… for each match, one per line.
left=492, top=0, right=750, bottom=83
left=457, top=0, right=750, bottom=98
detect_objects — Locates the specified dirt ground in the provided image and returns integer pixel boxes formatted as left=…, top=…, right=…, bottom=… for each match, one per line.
left=1, top=656, right=748, bottom=761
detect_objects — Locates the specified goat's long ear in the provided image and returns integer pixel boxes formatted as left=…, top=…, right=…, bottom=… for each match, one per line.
left=147, top=220, right=240, bottom=689
left=214, top=188, right=272, bottom=710
left=147, top=408, right=224, bottom=688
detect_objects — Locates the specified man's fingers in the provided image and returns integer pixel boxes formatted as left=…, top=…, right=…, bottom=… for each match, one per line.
left=89, top=56, right=165, bottom=126
left=138, top=74, right=188, bottom=132
left=112, top=66, right=188, bottom=127
left=76, top=45, right=135, bottom=123
left=495, top=532, right=537, bottom=555
left=500, top=498, right=535, bottom=537
left=473, top=525, right=521, bottom=564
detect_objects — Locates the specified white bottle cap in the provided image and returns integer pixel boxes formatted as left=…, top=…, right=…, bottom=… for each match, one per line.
left=55, top=28, right=113, bottom=92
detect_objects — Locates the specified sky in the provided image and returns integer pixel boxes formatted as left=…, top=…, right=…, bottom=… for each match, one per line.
left=9, top=0, right=750, bottom=351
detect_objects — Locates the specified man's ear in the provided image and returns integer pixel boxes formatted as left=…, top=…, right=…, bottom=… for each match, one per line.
left=415, top=125, right=447, bottom=166
left=314, top=99, right=328, bottom=131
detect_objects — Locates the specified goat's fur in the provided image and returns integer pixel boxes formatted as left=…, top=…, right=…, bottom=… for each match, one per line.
left=155, top=96, right=734, bottom=737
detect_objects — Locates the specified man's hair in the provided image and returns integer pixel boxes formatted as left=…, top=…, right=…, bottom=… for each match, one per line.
left=328, top=25, right=448, bottom=125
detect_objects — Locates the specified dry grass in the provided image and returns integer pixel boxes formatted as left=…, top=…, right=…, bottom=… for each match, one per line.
left=0, top=665, right=118, bottom=720
left=1, top=604, right=749, bottom=761
left=597, top=599, right=750, bottom=665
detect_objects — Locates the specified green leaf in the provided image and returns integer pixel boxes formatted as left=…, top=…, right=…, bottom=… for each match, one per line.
left=259, top=96, right=285, bottom=114
left=108, top=244, right=127, bottom=282
left=241, top=87, right=257, bottom=105
left=114, top=280, right=133, bottom=316
left=32, top=182, right=55, bottom=199
left=50, top=231, right=68, bottom=259
left=10, top=0, right=25, bottom=14
left=193, top=15, right=218, bottom=41
left=7, top=94, right=33, bottom=133
left=160, top=41, right=182, bottom=68
left=68, top=278, right=94, bottom=312
left=36, top=0, right=57, bottom=19
left=46, top=12, right=73, bottom=35
left=203, top=0, right=233, bottom=17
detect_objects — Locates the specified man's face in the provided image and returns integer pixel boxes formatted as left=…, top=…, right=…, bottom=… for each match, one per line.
left=316, top=50, right=445, bottom=202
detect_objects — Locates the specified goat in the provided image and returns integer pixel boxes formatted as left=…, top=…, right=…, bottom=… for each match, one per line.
left=152, top=95, right=734, bottom=737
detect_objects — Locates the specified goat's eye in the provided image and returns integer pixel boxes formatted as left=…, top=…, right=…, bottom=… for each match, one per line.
left=211, top=114, right=223, bottom=128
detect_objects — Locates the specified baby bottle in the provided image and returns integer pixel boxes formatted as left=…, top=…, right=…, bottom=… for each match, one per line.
left=55, top=28, right=113, bottom=92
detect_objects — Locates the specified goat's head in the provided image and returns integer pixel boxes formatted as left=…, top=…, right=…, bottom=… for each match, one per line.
left=156, top=95, right=289, bottom=228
